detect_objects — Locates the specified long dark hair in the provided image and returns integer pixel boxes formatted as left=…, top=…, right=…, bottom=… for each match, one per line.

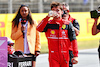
left=12, top=4, right=34, bottom=28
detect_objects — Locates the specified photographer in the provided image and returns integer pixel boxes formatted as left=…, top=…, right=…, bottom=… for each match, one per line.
left=92, top=5, right=100, bottom=60
left=92, top=18, right=100, bottom=60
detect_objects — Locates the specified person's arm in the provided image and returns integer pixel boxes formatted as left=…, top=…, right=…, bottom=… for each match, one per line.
left=68, top=22, right=78, bottom=56
left=73, top=19, right=80, bottom=36
left=11, top=21, right=23, bottom=40
left=71, top=40, right=78, bottom=64
left=36, top=16, right=50, bottom=32
left=35, top=30, right=41, bottom=56
left=35, top=21, right=41, bottom=56
left=74, top=27, right=79, bottom=36
left=92, top=18, right=100, bottom=35
left=68, top=22, right=78, bottom=64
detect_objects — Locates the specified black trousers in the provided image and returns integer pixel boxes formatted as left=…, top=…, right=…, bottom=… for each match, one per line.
left=69, top=50, right=73, bottom=67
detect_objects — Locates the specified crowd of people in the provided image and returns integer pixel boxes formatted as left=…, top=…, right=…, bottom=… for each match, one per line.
left=9, top=1, right=100, bottom=67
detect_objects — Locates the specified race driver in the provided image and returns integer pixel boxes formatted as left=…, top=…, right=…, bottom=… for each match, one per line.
left=37, top=2, right=78, bottom=67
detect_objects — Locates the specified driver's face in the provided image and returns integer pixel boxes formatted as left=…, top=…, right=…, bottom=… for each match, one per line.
left=51, top=6, right=63, bottom=19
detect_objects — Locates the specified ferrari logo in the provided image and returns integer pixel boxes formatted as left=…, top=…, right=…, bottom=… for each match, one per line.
left=62, top=25, right=66, bottom=29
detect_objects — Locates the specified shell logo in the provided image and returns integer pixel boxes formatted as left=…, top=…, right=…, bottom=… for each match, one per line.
left=51, top=30, right=55, bottom=34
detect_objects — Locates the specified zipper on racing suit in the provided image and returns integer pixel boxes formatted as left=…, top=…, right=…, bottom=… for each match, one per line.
left=58, top=23, right=67, bottom=64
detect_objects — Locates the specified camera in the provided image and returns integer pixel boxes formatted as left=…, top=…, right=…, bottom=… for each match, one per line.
left=90, top=5, right=100, bottom=18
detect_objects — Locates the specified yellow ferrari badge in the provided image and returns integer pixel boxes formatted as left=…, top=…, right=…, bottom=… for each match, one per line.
left=62, top=25, right=66, bottom=29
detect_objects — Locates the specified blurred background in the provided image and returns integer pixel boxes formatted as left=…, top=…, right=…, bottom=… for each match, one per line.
left=0, top=0, right=100, bottom=53
left=0, top=0, right=100, bottom=13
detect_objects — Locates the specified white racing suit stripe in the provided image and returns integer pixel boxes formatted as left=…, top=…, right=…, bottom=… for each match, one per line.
left=47, top=37, right=69, bottom=39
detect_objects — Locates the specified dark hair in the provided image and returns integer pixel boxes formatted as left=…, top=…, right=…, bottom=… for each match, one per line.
left=50, top=2, right=61, bottom=10
left=12, top=4, right=34, bottom=28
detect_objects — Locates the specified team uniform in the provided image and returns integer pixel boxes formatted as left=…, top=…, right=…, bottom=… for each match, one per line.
left=37, top=16, right=78, bottom=67
left=68, top=15, right=79, bottom=67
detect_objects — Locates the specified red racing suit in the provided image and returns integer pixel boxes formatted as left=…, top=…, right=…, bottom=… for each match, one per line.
left=68, top=14, right=79, bottom=57
left=37, top=16, right=78, bottom=67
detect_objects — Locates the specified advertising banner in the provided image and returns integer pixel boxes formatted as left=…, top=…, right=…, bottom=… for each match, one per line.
left=0, top=37, right=7, bottom=67
left=0, top=14, right=6, bottom=37
left=0, top=12, right=100, bottom=42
